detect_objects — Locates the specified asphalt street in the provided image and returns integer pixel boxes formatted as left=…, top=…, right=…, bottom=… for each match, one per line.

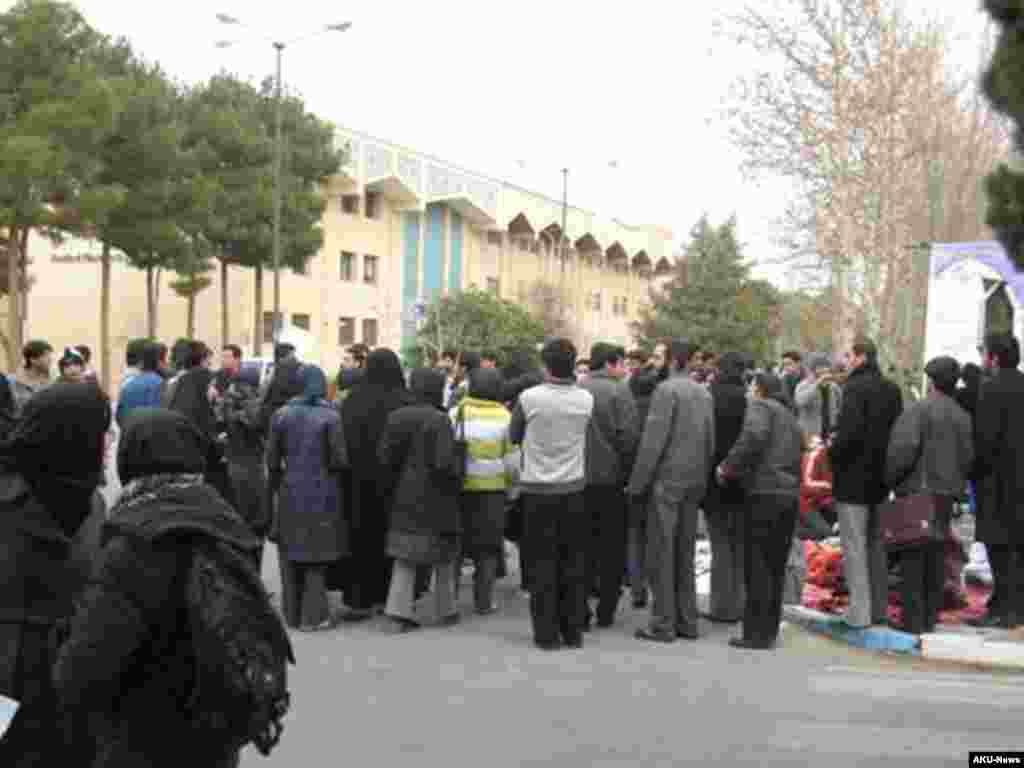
left=101, top=458, right=1023, bottom=767
left=241, top=546, right=1023, bottom=768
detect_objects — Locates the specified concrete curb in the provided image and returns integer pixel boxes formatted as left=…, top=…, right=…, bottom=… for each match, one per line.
left=782, top=605, right=1024, bottom=670
left=783, top=605, right=921, bottom=655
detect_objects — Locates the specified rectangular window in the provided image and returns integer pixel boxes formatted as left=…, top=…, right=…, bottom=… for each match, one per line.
left=362, top=318, right=378, bottom=347
left=622, top=297, right=629, bottom=316
left=262, top=311, right=276, bottom=343
left=292, top=313, right=311, bottom=331
left=364, top=191, right=380, bottom=220
left=487, top=231, right=503, bottom=246
left=338, top=316, right=355, bottom=346
left=339, top=251, right=355, bottom=281
left=486, top=277, right=500, bottom=296
left=341, top=194, right=360, bottom=215
left=591, top=291, right=602, bottom=312
left=364, top=254, right=378, bottom=285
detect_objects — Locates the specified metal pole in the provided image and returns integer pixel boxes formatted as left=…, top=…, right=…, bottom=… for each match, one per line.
left=560, top=168, right=568, bottom=280
left=272, top=41, right=284, bottom=344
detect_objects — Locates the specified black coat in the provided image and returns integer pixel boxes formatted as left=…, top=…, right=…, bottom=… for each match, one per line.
left=628, top=368, right=661, bottom=435
left=973, top=368, right=1024, bottom=545
left=829, top=364, right=904, bottom=505
left=379, top=400, right=461, bottom=563
left=706, top=378, right=748, bottom=506
left=53, top=477, right=258, bottom=768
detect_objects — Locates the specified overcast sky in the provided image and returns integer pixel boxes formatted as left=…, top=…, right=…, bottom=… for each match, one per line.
left=3, top=0, right=995, bottom=283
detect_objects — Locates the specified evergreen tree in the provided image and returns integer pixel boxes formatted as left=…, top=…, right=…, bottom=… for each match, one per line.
left=640, top=215, right=781, bottom=361
left=983, top=0, right=1024, bottom=269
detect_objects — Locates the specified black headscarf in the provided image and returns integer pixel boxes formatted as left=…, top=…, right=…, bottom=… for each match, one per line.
left=469, top=368, right=505, bottom=403
left=109, top=407, right=258, bottom=552
left=117, top=407, right=207, bottom=485
left=0, top=373, right=16, bottom=439
left=717, top=352, right=746, bottom=387
left=0, top=382, right=111, bottom=536
left=343, top=348, right=412, bottom=472
left=410, top=367, right=446, bottom=410
left=166, top=365, right=217, bottom=440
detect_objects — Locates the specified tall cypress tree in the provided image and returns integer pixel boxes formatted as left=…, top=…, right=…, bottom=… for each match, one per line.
left=983, top=0, right=1024, bottom=269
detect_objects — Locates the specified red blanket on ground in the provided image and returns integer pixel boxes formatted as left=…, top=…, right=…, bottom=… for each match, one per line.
left=799, top=532, right=990, bottom=626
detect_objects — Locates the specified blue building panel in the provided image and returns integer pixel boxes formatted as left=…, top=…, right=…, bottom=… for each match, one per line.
left=449, top=211, right=463, bottom=292
left=423, top=204, right=444, bottom=300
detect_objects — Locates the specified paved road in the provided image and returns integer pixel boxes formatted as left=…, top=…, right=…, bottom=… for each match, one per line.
left=241, top=547, right=1023, bottom=768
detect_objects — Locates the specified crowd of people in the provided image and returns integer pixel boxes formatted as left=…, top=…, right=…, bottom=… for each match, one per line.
left=1, top=327, right=1022, bottom=765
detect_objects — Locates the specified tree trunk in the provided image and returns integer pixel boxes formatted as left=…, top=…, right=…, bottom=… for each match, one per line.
left=220, top=257, right=229, bottom=349
left=253, top=263, right=263, bottom=358
left=18, top=227, right=28, bottom=349
left=145, top=265, right=158, bottom=339
left=186, top=293, right=196, bottom=341
left=101, top=242, right=112, bottom=394
left=6, top=224, right=20, bottom=367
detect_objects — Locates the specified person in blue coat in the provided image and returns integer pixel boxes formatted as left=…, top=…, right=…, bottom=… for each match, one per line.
left=266, top=365, right=348, bottom=631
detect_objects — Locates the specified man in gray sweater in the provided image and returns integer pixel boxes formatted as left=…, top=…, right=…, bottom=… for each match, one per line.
left=627, top=339, right=715, bottom=642
left=510, top=338, right=594, bottom=650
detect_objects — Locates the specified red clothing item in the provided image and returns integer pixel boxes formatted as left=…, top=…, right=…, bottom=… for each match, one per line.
left=800, top=446, right=832, bottom=521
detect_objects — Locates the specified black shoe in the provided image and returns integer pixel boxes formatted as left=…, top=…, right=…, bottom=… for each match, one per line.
left=534, top=639, right=562, bottom=651
left=968, top=613, right=1015, bottom=630
left=596, top=616, right=615, bottom=629
left=632, top=594, right=648, bottom=609
left=562, top=636, right=583, bottom=649
left=675, top=626, right=699, bottom=640
left=729, top=637, right=774, bottom=650
left=436, top=612, right=461, bottom=627
left=341, top=608, right=374, bottom=623
left=382, top=616, right=421, bottom=634
left=635, top=627, right=676, bottom=643
left=701, top=612, right=741, bottom=625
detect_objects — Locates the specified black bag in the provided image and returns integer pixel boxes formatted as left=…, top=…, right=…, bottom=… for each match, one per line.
left=182, top=537, right=295, bottom=756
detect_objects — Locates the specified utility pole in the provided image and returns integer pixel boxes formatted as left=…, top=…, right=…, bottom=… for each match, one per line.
left=272, top=41, right=284, bottom=344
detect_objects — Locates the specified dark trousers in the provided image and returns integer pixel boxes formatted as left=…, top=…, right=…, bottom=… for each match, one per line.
left=704, top=494, right=746, bottom=621
left=898, top=542, right=944, bottom=634
left=988, top=542, right=1024, bottom=622
left=742, top=494, right=798, bottom=646
left=524, top=492, right=587, bottom=645
left=585, top=484, right=627, bottom=624
left=278, top=551, right=330, bottom=628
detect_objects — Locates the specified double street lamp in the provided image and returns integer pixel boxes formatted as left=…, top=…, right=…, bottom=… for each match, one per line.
left=216, top=13, right=352, bottom=346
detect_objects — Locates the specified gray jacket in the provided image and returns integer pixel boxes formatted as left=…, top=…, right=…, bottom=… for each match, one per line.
left=794, top=378, right=842, bottom=437
left=886, top=392, right=973, bottom=497
left=581, top=369, right=639, bottom=486
left=626, top=370, right=714, bottom=502
left=720, top=397, right=802, bottom=498
left=510, top=378, right=594, bottom=495
left=10, top=371, right=52, bottom=416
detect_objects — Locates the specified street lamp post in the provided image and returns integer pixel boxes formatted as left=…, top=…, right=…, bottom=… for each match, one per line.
left=216, top=14, right=352, bottom=346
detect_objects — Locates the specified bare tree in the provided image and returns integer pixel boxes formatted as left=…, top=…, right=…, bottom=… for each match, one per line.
left=526, top=280, right=576, bottom=339
left=723, top=0, right=1009, bottom=371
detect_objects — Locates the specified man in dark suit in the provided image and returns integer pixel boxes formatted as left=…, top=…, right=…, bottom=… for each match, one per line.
left=829, top=337, right=903, bottom=629
left=971, top=332, right=1024, bottom=628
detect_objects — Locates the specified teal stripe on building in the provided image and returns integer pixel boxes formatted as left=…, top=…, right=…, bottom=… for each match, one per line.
left=401, top=211, right=420, bottom=347
left=424, top=204, right=444, bottom=300
left=449, top=210, right=463, bottom=292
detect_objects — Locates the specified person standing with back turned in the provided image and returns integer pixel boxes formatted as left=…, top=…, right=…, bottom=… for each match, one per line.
left=628, top=339, right=715, bottom=643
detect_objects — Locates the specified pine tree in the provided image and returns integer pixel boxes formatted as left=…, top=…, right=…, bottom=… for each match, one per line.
left=640, top=215, right=781, bottom=362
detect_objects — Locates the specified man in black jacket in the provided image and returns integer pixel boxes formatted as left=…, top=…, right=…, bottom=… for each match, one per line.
left=703, top=352, right=748, bottom=623
left=829, top=337, right=903, bottom=629
left=581, top=343, right=638, bottom=628
left=971, top=333, right=1024, bottom=628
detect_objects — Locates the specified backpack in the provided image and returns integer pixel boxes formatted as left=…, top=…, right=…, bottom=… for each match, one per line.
left=182, top=536, right=295, bottom=756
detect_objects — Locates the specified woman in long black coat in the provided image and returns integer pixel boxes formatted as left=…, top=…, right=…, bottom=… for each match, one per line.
left=379, top=368, right=462, bottom=632
left=340, top=349, right=413, bottom=618
left=267, top=365, right=348, bottom=630
left=53, top=408, right=261, bottom=768
left=0, top=383, right=111, bottom=766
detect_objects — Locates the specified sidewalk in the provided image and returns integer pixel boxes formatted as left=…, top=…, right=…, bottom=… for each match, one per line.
left=780, top=604, right=1024, bottom=671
